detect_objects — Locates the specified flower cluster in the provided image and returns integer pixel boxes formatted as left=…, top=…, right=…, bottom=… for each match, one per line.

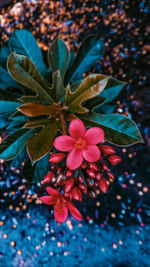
left=40, top=119, right=121, bottom=223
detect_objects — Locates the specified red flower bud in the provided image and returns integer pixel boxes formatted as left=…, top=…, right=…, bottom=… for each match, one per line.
left=108, top=155, right=121, bottom=165
left=102, top=163, right=109, bottom=171
left=56, top=173, right=66, bottom=186
left=95, top=172, right=103, bottom=181
left=101, top=145, right=115, bottom=155
left=89, top=163, right=98, bottom=171
left=81, top=163, right=87, bottom=169
left=42, top=171, right=54, bottom=184
left=65, top=178, right=74, bottom=194
left=66, top=170, right=73, bottom=177
left=78, top=184, right=87, bottom=194
left=107, top=172, right=115, bottom=180
left=72, top=187, right=82, bottom=201
left=49, top=153, right=66, bottom=163
left=78, top=174, right=84, bottom=184
left=87, top=169, right=95, bottom=178
left=98, top=178, right=108, bottom=194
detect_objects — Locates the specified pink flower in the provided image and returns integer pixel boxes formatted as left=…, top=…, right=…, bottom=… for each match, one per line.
left=53, top=119, right=104, bottom=170
left=40, top=187, right=82, bottom=223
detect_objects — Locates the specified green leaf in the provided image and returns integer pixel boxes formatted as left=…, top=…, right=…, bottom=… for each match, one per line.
left=23, top=153, right=50, bottom=183
left=9, top=29, right=47, bottom=76
left=70, top=80, right=82, bottom=92
left=10, top=148, right=27, bottom=168
left=6, top=120, right=25, bottom=131
left=33, top=153, right=50, bottom=183
left=0, top=46, right=10, bottom=68
left=52, top=70, right=63, bottom=101
left=48, top=37, right=70, bottom=81
left=24, top=117, right=50, bottom=128
left=0, top=101, right=20, bottom=114
left=100, top=78, right=126, bottom=103
left=0, top=66, right=21, bottom=89
left=65, top=35, right=104, bottom=84
left=68, top=51, right=75, bottom=68
left=0, top=128, right=39, bottom=160
left=8, top=53, right=54, bottom=104
left=80, top=113, right=144, bottom=146
left=27, top=119, right=60, bottom=163
left=0, top=113, right=10, bottom=129
left=0, top=89, right=21, bottom=114
left=66, top=74, right=110, bottom=113
left=96, top=104, right=116, bottom=114
left=9, top=111, right=27, bottom=121
left=83, top=96, right=106, bottom=111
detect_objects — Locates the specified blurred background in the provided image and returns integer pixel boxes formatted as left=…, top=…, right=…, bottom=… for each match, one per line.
left=0, top=1, right=149, bottom=266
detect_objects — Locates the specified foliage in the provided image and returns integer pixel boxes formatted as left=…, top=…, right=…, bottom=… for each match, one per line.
left=0, top=30, right=143, bottom=182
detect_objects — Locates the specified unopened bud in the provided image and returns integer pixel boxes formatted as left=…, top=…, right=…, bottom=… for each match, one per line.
left=65, top=178, right=74, bottom=194
left=108, top=155, right=121, bottom=165
left=78, top=184, right=87, bottom=194
left=89, top=163, right=98, bottom=171
left=101, top=145, right=115, bottom=155
left=42, top=171, right=54, bottom=184
left=98, top=178, right=108, bottom=194
left=49, top=153, right=66, bottom=163
left=72, top=187, right=82, bottom=201
left=87, top=169, right=95, bottom=178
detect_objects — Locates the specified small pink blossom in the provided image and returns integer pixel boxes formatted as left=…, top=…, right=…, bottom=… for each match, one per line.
left=40, top=187, right=82, bottom=223
left=53, top=119, right=104, bottom=170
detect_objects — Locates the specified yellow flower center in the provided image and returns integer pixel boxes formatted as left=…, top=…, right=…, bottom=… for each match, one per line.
left=74, top=137, right=87, bottom=150
left=55, top=198, right=66, bottom=212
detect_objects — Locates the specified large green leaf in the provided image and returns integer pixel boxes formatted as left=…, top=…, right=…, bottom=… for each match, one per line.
left=0, top=66, right=21, bottom=89
left=8, top=53, right=54, bottom=104
left=10, top=148, right=27, bottom=168
left=9, top=111, right=27, bottom=121
left=52, top=70, right=63, bottom=101
left=9, top=29, right=47, bottom=76
left=0, top=113, right=10, bottom=129
left=66, top=74, right=110, bottom=113
left=0, top=88, right=19, bottom=101
left=0, top=89, right=21, bottom=114
left=0, top=101, right=20, bottom=114
left=80, top=113, right=144, bottom=146
left=26, top=119, right=60, bottom=163
left=100, top=78, right=126, bottom=103
left=0, top=46, right=10, bottom=68
left=65, top=35, right=104, bottom=84
left=0, top=128, right=39, bottom=160
left=6, top=120, right=25, bottom=131
left=96, top=103, right=116, bottom=114
left=48, top=37, right=70, bottom=81
left=83, top=96, right=106, bottom=111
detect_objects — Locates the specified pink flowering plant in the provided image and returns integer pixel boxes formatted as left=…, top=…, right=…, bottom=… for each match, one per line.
left=0, top=30, right=143, bottom=222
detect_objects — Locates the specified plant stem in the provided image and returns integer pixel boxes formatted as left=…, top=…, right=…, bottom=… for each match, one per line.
left=60, top=112, right=67, bottom=135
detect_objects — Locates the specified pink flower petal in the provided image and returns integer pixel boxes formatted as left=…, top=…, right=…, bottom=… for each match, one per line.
left=54, top=206, right=68, bottom=223
left=69, top=119, right=86, bottom=138
left=83, top=145, right=101, bottom=162
left=85, top=127, right=104, bottom=145
left=46, top=187, right=61, bottom=196
left=53, top=136, right=74, bottom=152
left=40, top=196, right=56, bottom=205
left=67, top=202, right=82, bottom=221
left=66, top=147, right=83, bottom=170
